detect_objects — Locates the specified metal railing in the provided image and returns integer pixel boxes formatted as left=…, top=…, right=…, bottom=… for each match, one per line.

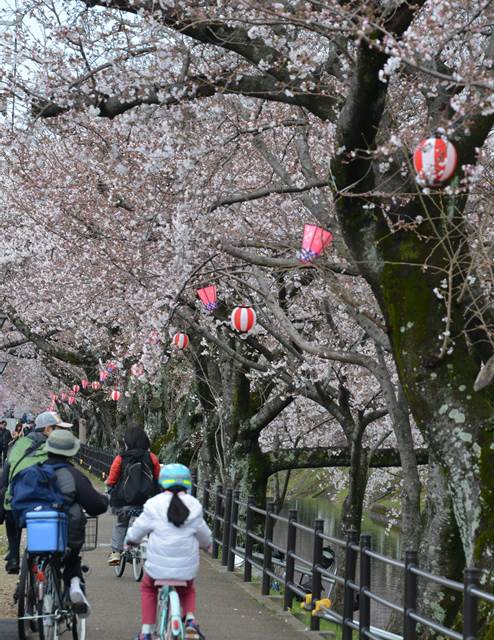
left=77, top=445, right=493, bottom=639
left=196, top=482, right=493, bottom=640
left=79, top=443, right=114, bottom=480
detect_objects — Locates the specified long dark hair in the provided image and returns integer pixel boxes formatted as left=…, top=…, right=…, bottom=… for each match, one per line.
left=167, top=487, right=190, bottom=527
left=124, top=427, right=150, bottom=451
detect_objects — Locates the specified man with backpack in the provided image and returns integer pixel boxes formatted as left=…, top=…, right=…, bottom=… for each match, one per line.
left=106, top=427, right=160, bottom=566
left=0, top=410, right=72, bottom=573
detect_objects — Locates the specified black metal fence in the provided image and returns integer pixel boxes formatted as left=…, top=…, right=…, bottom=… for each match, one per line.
left=78, top=445, right=494, bottom=639
left=79, top=443, right=115, bottom=480
left=197, top=484, right=494, bottom=640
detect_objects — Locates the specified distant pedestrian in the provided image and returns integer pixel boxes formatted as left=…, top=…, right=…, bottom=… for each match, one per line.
left=10, top=422, right=24, bottom=444
left=0, top=421, right=11, bottom=466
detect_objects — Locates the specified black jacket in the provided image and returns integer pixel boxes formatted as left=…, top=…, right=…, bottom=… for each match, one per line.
left=0, top=428, right=11, bottom=449
left=46, top=455, right=108, bottom=549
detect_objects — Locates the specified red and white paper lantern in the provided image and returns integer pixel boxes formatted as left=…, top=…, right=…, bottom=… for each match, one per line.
left=231, top=306, right=257, bottom=333
left=413, top=137, right=457, bottom=185
left=81, top=379, right=89, bottom=389
left=99, top=370, right=109, bottom=382
left=172, top=333, right=189, bottom=350
left=50, top=393, right=59, bottom=402
left=299, top=224, right=333, bottom=263
left=91, top=381, right=101, bottom=391
left=72, top=384, right=80, bottom=394
left=197, top=285, right=218, bottom=311
left=68, top=396, right=77, bottom=405
left=60, top=392, right=68, bottom=402
left=110, top=389, right=121, bottom=401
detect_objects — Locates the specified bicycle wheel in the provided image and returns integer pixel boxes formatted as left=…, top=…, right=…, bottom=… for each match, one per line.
left=132, top=549, right=143, bottom=582
left=39, top=562, right=60, bottom=640
left=18, top=552, right=38, bottom=639
left=114, top=553, right=126, bottom=577
left=71, top=613, right=86, bottom=640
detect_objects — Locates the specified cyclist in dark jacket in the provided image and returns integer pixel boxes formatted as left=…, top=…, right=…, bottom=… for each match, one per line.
left=45, top=429, right=108, bottom=616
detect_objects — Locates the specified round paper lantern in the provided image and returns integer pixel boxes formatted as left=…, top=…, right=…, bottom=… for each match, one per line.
left=91, top=381, right=101, bottom=391
left=110, top=389, right=121, bottom=401
left=231, top=306, right=256, bottom=333
left=50, top=393, right=59, bottom=402
left=72, top=384, right=80, bottom=393
left=60, top=392, right=68, bottom=401
left=131, top=363, right=145, bottom=377
left=172, top=333, right=189, bottom=350
left=68, top=396, right=77, bottom=405
left=413, top=137, right=457, bottom=185
left=81, top=379, right=89, bottom=389
left=99, top=370, right=109, bottom=382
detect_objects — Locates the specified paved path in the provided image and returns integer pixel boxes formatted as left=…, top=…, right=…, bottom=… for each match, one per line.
left=1, top=512, right=317, bottom=639
left=89, top=513, right=313, bottom=639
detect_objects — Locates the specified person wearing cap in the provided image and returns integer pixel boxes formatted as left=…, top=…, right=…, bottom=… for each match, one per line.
left=0, top=410, right=73, bottom=574
left=45, top=429, right=108, bottom=616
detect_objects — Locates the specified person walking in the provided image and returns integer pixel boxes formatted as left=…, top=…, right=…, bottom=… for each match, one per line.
left=106, top=427, right=160, bottom=566
left=0, top=420, right=11, bottom=467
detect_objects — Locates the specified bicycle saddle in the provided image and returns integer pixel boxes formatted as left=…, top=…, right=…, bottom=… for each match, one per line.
left=154, top=579, right=188, bottom=587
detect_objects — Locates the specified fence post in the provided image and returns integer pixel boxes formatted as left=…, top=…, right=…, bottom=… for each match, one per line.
left=283, top=509, right=298, bottom=611
left=359, top=534, right=371, bottom=640
left=404, top=550, right=418, bottom=640
left=463, top=567, right=481, bottom=640
left=342, top=528, right=358, bottom=640
left=221, top=488, right=233, bottom=566
left=227, top=490, right=240, bottom=571
left=244, top=495, right=255, bottom=583
left=310, top=518, right=325, bottom=631
left=212, top=484, right=223, bottom=559
left=261, top=500, right=275, bottom=596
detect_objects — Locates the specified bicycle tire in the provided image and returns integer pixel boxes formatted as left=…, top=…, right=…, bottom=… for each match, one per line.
left=39, top=562, right=59, bottom=640
left=71, top=613, right=87, bottom=640
left=132, top=552, right=143, bottom=582
left=18, top=552, right=37, bottom=639
left=114, top=553, right=126, bottom=577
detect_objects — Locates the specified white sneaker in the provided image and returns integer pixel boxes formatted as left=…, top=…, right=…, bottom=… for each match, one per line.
left=69, top=577, right=91, bottom=618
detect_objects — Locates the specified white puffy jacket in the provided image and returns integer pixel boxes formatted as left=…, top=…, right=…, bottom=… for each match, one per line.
left=127, top=491, right=212, bottom=580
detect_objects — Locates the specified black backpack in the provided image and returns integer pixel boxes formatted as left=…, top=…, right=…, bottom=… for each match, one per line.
left=118, top=451, right=155, bottom=506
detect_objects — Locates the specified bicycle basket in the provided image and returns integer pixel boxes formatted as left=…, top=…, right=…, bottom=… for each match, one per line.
left=82, top=516, right=98, bottom=552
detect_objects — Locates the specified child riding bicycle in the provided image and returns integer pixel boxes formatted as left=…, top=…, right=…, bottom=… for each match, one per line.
left=126, top=463, right=212, bottom=640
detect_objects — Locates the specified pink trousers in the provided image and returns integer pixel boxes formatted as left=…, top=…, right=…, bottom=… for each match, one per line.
left=140, top=572, right=196, bottom=625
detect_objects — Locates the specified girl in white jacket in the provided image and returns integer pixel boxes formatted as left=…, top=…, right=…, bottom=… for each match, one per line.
left=127, top=463, right=212, bottom=640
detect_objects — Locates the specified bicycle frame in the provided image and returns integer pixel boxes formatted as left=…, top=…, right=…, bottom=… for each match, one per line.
left=156, top=580, right=187, bottom=640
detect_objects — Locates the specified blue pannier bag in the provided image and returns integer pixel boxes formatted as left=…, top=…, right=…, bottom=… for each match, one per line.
left=10, top=462, right=67, bottom=527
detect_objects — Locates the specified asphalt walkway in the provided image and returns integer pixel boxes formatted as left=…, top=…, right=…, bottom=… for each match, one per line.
left=1, top=513, right=317, bottom=640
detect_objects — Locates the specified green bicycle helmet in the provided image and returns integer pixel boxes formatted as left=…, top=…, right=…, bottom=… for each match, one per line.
left=159, top=463, right=192, bottom=493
